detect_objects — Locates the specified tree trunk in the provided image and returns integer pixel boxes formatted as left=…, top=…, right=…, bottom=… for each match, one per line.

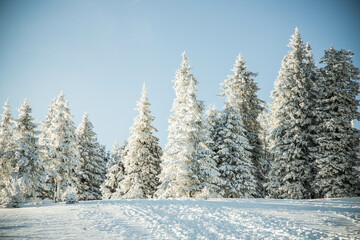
left=53, top=179, right=57, bottom=203
left=56, top=180, right=61, bottom=202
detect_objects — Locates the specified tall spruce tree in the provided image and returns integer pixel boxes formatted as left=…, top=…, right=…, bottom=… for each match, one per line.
left=101, top=141, right=126, bottom=199
left=5, top=100, right=44, bottom=200
left=156, top=53, right=220, bottom=198
left=156, top=53, right=199, bottom=198
left=186, top=79, right=222, bottom=199
left=267, top=28, right=317, bottom=199
left=219, top=54, right=265, bottom=197
left=77, top=113, right=107, bottom=200
left=0, top=100, right=24, bottom=207
left=0, top=100, right=14, bottom=185
left=46, top=92, right=80, bottom=202
left=38, top=98, right=57, bottom=199
left=257, top=106, right=271, bottom=192
left=212, top=106, right=256, bottom=197
left=117, top=85, right=162, bottom=199
left=314, top=46, right=360, bottom=197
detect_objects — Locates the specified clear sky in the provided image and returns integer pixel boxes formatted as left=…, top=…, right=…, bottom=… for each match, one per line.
left=1, top=0, right=359, bottom=150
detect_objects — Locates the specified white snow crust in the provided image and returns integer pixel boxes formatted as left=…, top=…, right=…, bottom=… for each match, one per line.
left=0, top=198, right=359, bottom=239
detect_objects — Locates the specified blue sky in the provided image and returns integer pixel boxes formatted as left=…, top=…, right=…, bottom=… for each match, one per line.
left=1, top=0, right=359, bottom=150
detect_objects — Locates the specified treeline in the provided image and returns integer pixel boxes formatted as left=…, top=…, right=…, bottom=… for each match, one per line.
left=0, top=28, right=359, bottom=207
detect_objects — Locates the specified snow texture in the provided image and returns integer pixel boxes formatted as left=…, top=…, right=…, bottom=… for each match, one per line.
left=0, top=198, right=359, bottom=239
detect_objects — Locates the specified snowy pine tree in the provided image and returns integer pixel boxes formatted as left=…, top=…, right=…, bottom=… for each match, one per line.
left=116, top=84, right=162, bottom=199
left=267, top=28, right=317, bottom=199
left=156, top=53, right=220, bottom=198
left=219, top=54, right=265, bottom=197
left=76, top=113, right=107, bottom=201
left=314, top=46, right=360, bottom=198
left=156, top=53, right=199, bottom=198
left=101, top=141, right=126, bottom=199
left=187, top=80, right=222, bottom=199
left=46, top=92, right=80, bottom=202
left=0, top=100, right=14, bottom=186
left=257, top=106, right=271, bottom=190
left=7, top=99, right=44, bottom=200
left=0, top=100, right=24, bottom=207
left=212, top=105, right=256, bottom=198
left=38, top=98, right=57, bottom=199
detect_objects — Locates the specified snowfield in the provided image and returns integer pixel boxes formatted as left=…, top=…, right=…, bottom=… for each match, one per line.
left=0, top=198, right=359, bottom=240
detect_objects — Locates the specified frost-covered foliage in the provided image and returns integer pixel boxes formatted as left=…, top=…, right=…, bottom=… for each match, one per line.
left=101, top=141, right=126, bottom=199
left=38, top=98, right=57, bottom=199
left=62, top=186, right=78, bottom=204
left=76, top=113, right=107, bottom=201
left=117, top=85, right=162, bottom=199
left=257, top=106, right=271, bottom=190
left=219, top=54, right=265, bottom=197
left=0, top=100, right=14, bottom=187
left=43, top=92, right=80, bottom=202
left=267, top=28, right=317, bottom=199
left=213, top=106, right=256, bottom=198
left=187, top=81, right=222, bottom=199
left=156, top=53, right=220, bottom=198
left=6, top=100, right=44, bottom=200
left=314, top=46, right=360, bottom=198
left=0, top=178, right=25, bottom=208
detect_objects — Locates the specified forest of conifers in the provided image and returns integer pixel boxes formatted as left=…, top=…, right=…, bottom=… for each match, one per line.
left=0, top=28, right=359, bottom=208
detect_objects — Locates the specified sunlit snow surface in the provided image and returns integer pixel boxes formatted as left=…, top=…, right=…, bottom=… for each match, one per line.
left=1, top=198, right=359, bottom=239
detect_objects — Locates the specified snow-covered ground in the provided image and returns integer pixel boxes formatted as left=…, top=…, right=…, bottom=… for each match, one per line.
left=0, top=198, right=359, bottom=239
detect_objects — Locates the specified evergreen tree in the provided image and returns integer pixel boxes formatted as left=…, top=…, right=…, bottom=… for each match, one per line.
left=314, top=46, right=360, bottom=197
left=46, top=92, right=80, bottom=202
left=38, top=98, right=57, bottom=199
left=8, top=99, right=44, bottom=200
left=0, top=100, right=24, bottom=207
left=156, top=53, right=220, bottom=198
left=0, top=100, right=14, bottom=185
left=101, top=141, right=126, bottom=199
left=219, top=54, right=265, bottom=197
left=257, top=106, right=271, bottom=191
left=187, top=80, right=222, bottom=199
left=213, top=106, right=256, bottom=198
left=76, top=113, right=107, bottom=201
left=156, top=53, right=199, bottom=198
left=267, top=28, right=317, bottom=199
left=117, top=84, right=162, bottom=199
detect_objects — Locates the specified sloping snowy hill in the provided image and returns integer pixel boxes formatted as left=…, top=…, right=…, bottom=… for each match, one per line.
left=1, top=198, right=359, bottom=239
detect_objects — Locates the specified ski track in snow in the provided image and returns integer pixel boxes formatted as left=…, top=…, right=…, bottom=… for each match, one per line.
left=0, top=198, right=359, bottom=239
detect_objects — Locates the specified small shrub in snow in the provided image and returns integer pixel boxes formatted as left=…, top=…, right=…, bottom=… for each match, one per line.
left=62, top=187, right=78, bottom=204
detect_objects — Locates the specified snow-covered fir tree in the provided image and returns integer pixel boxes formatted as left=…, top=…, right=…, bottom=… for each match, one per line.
left=314, top=46, right=360, bottom=198
left=5, top=99, right=44, bottom=200
left=219, top=54, right=265, bottom=197
left=38, top=98, right=57, bottom=199
left=156, top=53, right=220, bottom=198
left=187, top=79, right=222, bottom=199
left=116, top=84, right=162, bottom=199
left=0, top=100, right=23, bottom=207
left=45, top=92, right=81, bottom=202
left=267, top=28, right=317, bottom=199
left=257, top=106, right=271, bottom=190
left=0, top=100, right=14, bottom=186
left=101, top=141, right=126, bottom=199
left=212, top=104, right=256, bottom=198
left=76, top=113, right=107, bottom=201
